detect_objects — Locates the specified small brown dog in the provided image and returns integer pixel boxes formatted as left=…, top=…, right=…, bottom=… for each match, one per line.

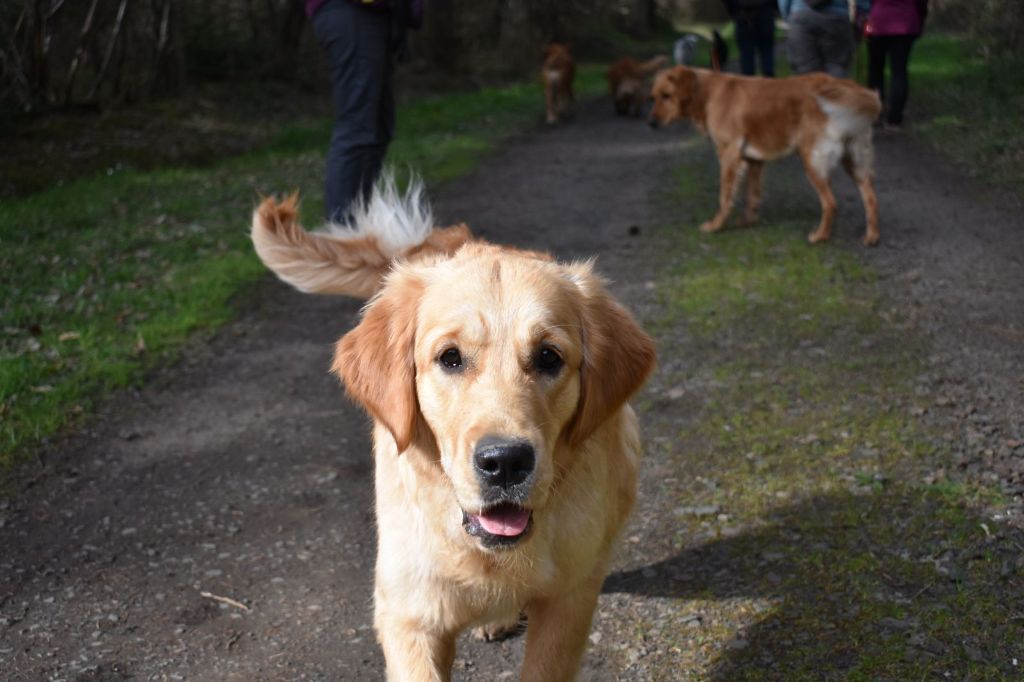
left=607, top=56, right=669, bottom=117
left=649, top=66, right=882, bottom=246
left=541, top=42, right=575, bottom=124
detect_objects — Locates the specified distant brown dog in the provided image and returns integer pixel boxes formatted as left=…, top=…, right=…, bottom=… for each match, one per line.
left=607, top=56, right=669, bottom=117
left=649, top=66, right=882, bottom=246
left=541, top=42, right=575, bottom=124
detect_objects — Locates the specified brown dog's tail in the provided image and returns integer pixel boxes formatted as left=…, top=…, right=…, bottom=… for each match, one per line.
left=251, top=174, right=472, bottom=299
left=638, top=55, right=670, bottom=75
left=814, top=79, right=883, bottom=123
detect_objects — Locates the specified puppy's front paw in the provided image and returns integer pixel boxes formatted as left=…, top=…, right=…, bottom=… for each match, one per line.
left=862, top=232, right=880, bottom=247
left=471, top=616, right=525, bottom=643
left=699, top=221, right=721, bottom=233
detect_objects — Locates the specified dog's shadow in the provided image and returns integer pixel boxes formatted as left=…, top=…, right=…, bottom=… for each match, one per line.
left=602, top=488, right=1024, bottom=678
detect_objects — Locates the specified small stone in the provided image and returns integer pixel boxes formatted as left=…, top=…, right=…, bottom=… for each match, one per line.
left=877, top=617, right=915, bottom=632
left=674, top=504, right=720, bottom=517
left=963, top=644, right=984, bottom=663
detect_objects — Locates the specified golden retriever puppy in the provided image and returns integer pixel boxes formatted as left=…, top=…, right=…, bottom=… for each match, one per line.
left=251, top=177, right=656, bottom=681
left=541, top=42, right=576, bottom=124
left=607, top=55, right=669, bottom=117
left=649, top=66, right=882, bottom=246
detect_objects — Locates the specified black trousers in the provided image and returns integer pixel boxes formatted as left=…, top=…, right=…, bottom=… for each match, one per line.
left=868, top=34, right=916, bottom=126
left=312, top=0, right=394, bottom=222
left=735, top=6, right=776, bottom=77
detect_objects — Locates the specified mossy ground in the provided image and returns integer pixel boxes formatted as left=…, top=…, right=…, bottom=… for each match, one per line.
left=602, top=137, right=1023, bottom=679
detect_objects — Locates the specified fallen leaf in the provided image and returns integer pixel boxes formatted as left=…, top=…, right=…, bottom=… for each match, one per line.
left=58, top=331, right=80, bottom=342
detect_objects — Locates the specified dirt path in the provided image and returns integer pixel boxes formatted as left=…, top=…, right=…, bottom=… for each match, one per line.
left=2, top=99, right=1023, bottom=680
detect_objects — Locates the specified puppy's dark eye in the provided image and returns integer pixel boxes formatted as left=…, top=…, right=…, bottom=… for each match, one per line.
left=439, top=347, right=463, bottom=371
left=534, top=346, right=563, bottom=376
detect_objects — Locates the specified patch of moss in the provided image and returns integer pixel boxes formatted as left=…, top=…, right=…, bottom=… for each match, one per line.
left=626, top=146, right=1024, bottom=679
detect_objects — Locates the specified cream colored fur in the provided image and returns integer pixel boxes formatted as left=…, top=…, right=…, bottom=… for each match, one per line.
left=250, top=182, right=657, bottom=681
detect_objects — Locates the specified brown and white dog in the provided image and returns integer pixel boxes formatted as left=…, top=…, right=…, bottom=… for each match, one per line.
left=607, top=55, right=669, bottom=117
left=649, top=66, right=882, bottom=246
left=251, top=177, right=656, bottom=681
left=541, top=42, right=575, bottom=124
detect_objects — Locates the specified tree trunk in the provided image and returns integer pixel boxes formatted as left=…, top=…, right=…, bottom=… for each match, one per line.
left=422, top=0, right=459, bottom=71
left=633, top=0, right=654, bottom=37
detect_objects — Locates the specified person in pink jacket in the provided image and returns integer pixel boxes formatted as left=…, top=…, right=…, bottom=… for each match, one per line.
left=866, top=0, right=929, bottom=129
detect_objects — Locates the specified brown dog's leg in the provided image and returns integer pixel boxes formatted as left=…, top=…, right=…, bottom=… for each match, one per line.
left=377, top=616, right=456, bottom=682
left=701, top=143, right=743, bottom=234
left=545, top=78, right=558, bottom=125
left=520, top=577, right=603, bottom=682
left=800, top=151, right=837, bottom=244
left=743, top=160, right=764, bottom=226
left=843, top=137, right=880, bottom=246
left=855, top=174, right=880, bottom=246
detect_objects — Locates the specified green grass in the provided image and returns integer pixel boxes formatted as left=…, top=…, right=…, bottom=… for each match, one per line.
left=0, top=68, right=607, bottom=468
left=632, top=149, right=1024, bottom=679
left=910, top=33, right=1024, bottom=188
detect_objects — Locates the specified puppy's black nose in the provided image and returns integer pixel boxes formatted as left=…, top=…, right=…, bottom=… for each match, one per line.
left=648, top=118, right=660, bottom=130
left=473, top=437, right=535, bottom=489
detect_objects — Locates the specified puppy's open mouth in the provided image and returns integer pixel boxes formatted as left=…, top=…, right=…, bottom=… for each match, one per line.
left=462, top=502, right=533, bottom=548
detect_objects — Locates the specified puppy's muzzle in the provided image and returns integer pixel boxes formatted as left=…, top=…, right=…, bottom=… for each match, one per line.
left=463, top=436, right=536, bottom=549
left=473, top=436, right=535, bottom=496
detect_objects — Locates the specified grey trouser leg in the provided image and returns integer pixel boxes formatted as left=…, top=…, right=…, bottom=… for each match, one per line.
left=312, top=0, right=394, bottom=222
left=786, top=10, right=854, bottom=78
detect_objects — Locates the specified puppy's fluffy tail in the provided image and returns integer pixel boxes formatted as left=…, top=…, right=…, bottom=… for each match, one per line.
left=251, top=174, right=472, bottom=299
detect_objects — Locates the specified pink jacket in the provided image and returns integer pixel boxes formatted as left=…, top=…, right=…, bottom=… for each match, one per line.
left=868, top=0, right=928, bottom=36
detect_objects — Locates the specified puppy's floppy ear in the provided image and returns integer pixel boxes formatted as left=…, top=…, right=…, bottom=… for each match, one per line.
left=331, top=267, right=424, bottom=452
left=565, top=263, right=656, bottom=447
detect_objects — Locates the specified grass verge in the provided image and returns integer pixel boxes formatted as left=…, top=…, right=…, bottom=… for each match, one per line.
left=909, top=33, right=1024, bottom=189
left=619, top=153, right=1024, bottom=679
left=0, top=66, right=606, bottom=469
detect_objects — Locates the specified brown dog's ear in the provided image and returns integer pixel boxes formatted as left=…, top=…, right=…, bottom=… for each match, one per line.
left=668, top=66, right=698, bottom=93
left=565, top=264, right=657, bottom=447
left=331, top=268, right=424, bottom=452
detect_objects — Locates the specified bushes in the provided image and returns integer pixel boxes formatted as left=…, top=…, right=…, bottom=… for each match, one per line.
left=1, top=1, right=680, bottom=114
left=930, top=0, right=1024, bottom=57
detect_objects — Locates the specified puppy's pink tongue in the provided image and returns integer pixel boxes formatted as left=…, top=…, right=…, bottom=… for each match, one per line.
left=474, top=507, right=530, bottom=536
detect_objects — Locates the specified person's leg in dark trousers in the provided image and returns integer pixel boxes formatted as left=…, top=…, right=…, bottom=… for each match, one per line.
left=312, top=1, right=393, bottom=223
left=867, top=35, right=889, bottom=122
left=884, top=35, right=915, bottom=125
left=753, top=6, right=775, bottom=76
left=736, top=13, right=757, bottom=75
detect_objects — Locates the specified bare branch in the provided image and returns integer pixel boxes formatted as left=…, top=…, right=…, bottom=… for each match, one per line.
left=45, top=0, right=67, bottom=21
left=85, top=0, right=128, bottom=102
left=61, top=0, right=100, bottom=105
